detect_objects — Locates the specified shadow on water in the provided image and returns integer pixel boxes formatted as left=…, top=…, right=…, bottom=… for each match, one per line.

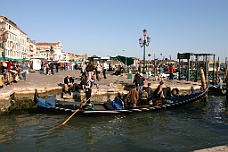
left=0, top=95, right=228, bottom=152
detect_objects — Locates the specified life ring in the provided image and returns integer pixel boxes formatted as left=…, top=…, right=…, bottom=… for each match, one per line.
left=171, top=88, right=179, bottom=96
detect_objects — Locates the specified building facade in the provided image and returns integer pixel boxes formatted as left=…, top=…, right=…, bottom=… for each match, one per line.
left=36, top=41, right=63, bottom=61
left=0, top=16, right=28, bottom=59
left=0, top=16, right=87, bottom=62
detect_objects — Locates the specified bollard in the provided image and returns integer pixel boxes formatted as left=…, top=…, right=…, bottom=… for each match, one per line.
left=200, top=68, right=206, bottom=90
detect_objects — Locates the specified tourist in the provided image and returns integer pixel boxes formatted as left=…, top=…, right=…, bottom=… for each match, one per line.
left=63, top=74, right=74, bottom=94
left=168, top=63, right=175, bottom=80
left=102, top=61, right=108, bottom=79
left=79, top=75, right=87, bottom=92
left=95, top=61, right=102, bottom=81
left=49, top=62, right=54, bottom=75
left=86, top=61, right=95, bottom=80
left=145, top=83, right=153, bottom=102
left=136, top=73, right=145, bottom=96
left=133, top=70, right=140, bottom=87
left=81, top=62, right=87, bottom=76
left=19, top=62, right=28, bottom=81
left=124, top=86, right=139, bottom=108
left=153, top=80, right=167, bottom=99
left=55, top=62, right=59, bottom=73
left=45, top=62, right=50, bottom=75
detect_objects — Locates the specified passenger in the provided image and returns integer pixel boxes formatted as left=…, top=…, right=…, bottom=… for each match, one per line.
left=153, top=80, right=167, bottom=100
left=124, top=86, right=139, bottom=108
left=145, top=83, right=153, bottom=102
left=63, top=74, right=74, bottom=94
left=139, top=89, right=148, bottom=105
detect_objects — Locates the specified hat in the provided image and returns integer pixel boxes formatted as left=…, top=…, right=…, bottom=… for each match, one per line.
left=140, top=73, right=143, bottom=76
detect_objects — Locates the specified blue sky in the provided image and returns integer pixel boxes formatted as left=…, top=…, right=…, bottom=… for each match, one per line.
left=1, top=0, right=228, bottom=61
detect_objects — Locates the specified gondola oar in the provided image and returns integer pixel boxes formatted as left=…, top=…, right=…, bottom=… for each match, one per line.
left=61, top=97, right=90, bottom=125
left=61, top=90, right=98, bottom=125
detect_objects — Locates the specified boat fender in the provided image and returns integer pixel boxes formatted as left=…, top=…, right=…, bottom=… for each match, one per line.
left=171, top=88, right=179, bottom=96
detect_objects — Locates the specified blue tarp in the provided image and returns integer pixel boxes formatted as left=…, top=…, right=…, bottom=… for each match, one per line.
left=112, top=100, right=124, bottom=110
left=37, top=96, right=56, bottom=108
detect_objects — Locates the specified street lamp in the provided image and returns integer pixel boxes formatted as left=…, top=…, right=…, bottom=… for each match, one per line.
left=139, top=29, right=151, bottom=74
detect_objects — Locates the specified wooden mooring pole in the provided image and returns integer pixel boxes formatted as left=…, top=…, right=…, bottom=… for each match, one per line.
left=200, top=68, right=206, bottom=90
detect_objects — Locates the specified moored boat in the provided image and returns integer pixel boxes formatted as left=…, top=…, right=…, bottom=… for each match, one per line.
left=34, top=87, right=208, bottom=115
left=208, top=83, right=226, bottom=95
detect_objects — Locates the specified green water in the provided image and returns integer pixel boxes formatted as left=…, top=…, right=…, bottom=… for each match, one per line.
left=0, top=95, right=227, bottom=152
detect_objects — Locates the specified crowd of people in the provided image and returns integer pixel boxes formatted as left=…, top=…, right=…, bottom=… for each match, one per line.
left=61, top=60, right=174, bottom=108
left=1, top=59, right=173, bottom=109
left=0, top=60, right=30, bottom=86
left=122, top=70, right=169, bottom=108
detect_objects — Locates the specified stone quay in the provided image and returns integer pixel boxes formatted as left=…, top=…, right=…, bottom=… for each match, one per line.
left=0, top=69, right=202, bottom=112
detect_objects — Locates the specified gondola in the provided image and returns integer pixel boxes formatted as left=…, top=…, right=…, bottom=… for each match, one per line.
left=34, top=87, right=208, bottom=115
left=208, top=83, right=226, bottom=95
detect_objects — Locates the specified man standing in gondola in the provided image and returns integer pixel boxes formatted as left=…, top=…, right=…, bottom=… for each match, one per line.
left=85, top=75, right=99, bottom=106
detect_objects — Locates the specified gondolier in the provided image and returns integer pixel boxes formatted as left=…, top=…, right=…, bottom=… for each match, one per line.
left=85, top=75, right=99, bottom=106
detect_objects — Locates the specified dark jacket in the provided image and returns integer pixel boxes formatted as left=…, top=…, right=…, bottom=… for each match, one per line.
left=64, top=76, right=74, bottom=84
left=145, top=87, right=153, bottom=100
left=136, top=75, right=144, bottom=86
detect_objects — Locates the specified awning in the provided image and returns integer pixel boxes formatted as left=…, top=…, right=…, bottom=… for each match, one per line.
left=115, top=55, right=134, bottom=65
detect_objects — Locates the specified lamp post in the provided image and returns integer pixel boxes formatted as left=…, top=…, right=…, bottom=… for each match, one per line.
left=139, top=29, right=151, bottom=74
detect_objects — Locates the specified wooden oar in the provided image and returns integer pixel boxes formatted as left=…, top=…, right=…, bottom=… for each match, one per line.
left=61, top=90, right=98, bottom=125
left=61, top=97, right=89, bottom=125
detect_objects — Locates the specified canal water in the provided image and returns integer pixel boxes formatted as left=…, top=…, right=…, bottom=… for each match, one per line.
left=0, top=95, right=227, bottom=152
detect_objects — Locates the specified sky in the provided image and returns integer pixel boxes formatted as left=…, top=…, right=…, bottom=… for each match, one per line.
left=1, top=0, right=228, bottom=62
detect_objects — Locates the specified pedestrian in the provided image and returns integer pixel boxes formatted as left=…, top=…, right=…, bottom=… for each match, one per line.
left=168, top=63, right=175, bottom=80
left=19, top=62, right=28, bottom=81
left=95, top=61, right=102, bottom=81
left=56, top=62, right=59, bottom=73
left=102, top=61, right=108, bottom=79
left=136, top=73, right=145, bottom=96
left=49, top=62, right=54, bottom=75
left=45, top=62, right=49, bottom=75
left=86, top=61, right=95, bottom=80
left=133, top=70, right=140, bottom=87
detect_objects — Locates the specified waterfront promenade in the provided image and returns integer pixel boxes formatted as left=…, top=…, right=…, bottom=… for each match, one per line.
left=0, top=69, right=202, bottom=101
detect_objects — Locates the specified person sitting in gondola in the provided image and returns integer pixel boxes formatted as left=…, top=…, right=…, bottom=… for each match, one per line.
left=153, top=80, right=167, bottom=105
left=139, top=89, right=148, bottom=105
left=145, top=83, right=154, bottom=105
left=124, top=86, right=139, bottom=108
left=63, top=74, right=75, bottom=94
